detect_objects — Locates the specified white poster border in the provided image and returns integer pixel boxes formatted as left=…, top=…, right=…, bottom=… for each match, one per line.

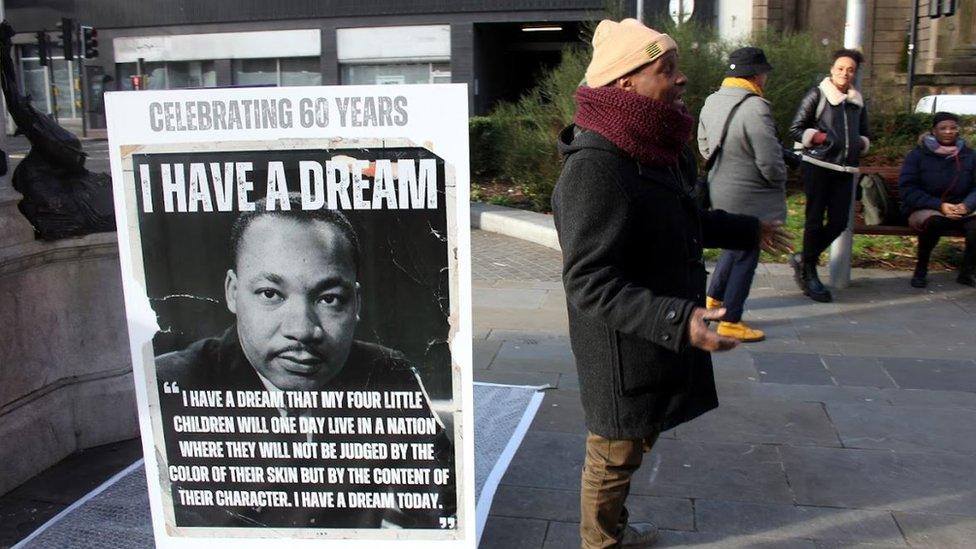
left=105, top=84, right=475, bottom=549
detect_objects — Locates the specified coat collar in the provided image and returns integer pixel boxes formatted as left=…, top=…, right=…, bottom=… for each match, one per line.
left=819, top=77, right=863, bottom=107
left=214, top=326, right=266, bottom=391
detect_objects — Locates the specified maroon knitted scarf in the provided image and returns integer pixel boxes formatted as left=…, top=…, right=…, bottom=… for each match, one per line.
left=574, top=85, right=694, bottom=166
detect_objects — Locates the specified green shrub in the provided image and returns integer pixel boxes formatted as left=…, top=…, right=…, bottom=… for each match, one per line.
left=479, top=16, right=975, bottom=210
left=649, top=20, right=728, bottom=127
left=748, top=30, right=831, bottom=141
left=647, top=21, right=831, bottom=144
left=489, top=46, right=589, bottom=211
left=862, top=113, right=976, bottom=165
left=469, top=116, right=499, bottom=176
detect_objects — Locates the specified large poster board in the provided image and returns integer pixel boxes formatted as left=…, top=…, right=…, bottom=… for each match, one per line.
left=105, top=85, right=474, bottom=548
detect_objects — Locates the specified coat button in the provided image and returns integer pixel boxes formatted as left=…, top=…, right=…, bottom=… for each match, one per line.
left=665, top=310, right=677, bottom=321
left=661, top=334, right=671, bottom=342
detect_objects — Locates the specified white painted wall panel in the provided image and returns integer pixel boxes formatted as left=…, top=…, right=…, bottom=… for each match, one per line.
left=717, top=0, right=753, bottom=42
left=114, top=29, right=321, bottom=63
left=337, top=25, right=450, bottom=63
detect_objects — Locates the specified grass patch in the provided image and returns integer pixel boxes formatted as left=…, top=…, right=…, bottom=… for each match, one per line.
left=746, top=190, right=961, bottom=271
left=478, top=183, right=965, bottom=271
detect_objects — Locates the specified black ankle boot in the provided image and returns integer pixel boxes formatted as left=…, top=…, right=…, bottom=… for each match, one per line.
left=911, top=264, right=928, bottom=288
left=801, top=262, right=833, bottom=302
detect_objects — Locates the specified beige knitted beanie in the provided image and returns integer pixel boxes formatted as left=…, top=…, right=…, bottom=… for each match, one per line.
left=584, top=19, right=678, bottom=88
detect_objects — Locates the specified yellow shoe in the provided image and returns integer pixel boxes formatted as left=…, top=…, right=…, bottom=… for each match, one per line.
left=705, top=296, right=723, bottom=310
left=717, top=321, right=766, bottom=342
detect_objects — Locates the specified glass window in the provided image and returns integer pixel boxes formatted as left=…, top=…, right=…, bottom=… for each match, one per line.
left=167, top=61, right=217, bottom=89
left=197, top=61, right=218, bottom=87
left=233, top=58, right=277, bottom=86
left=50, top=58, right=75, bottom=118
left=168, top=62, right=191, bottom=89
left=19, top=44, right=85, bottom=117
left=431, top=62, right=452, bottom=84
left=22, top=59, right=49, bottom=113
left=116, top=61, right=216, bottom=90
left=144, top=62, right=167, bottom=90
left=116, top=62, right=137, bottom=90
left=21, top=44, right=40, bottom=58
left=340, top=63, right=430, bottom=85
left=280, top=57, right=321, bottom=87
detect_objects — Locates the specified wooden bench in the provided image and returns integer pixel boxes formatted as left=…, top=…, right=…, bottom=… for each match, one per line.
left=853, top=165, right=964, bottom=237
left=829, top=164, right=965, bottom=286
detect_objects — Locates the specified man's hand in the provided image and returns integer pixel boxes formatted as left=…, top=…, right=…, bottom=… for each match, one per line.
left=687, top=307, right=738, bottom=352
left=760, top=220, right=794, bottom=255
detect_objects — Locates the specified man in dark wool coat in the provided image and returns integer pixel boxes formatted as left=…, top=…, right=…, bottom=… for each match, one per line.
left=552, top=19, right=792, bottom=549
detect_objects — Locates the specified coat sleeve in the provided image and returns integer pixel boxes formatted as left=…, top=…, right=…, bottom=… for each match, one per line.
left=898, top=148, right=942, bottom=212
left=744, top=98, right=788, bottom=187
left=963, top=185, right=976, bottom=213
left=700, top=208, right=761, bottom=250
left=553, top=156, right=696, bottom=353
left=697, top=117, right=712, bottom=160
left=789, top=88, right=820, bottom=145
left=962, top=160, right=976, bottom=212
left=858, top=103, right=871, bottom=153
left=859, top=103, right=870, bottom=140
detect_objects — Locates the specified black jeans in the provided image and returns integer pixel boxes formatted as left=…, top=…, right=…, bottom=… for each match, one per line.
left=916, top=215, right=976, bottom=273
left=801, top=164, right=856, bottom=265
left=707, top=247, right=760, bottom=323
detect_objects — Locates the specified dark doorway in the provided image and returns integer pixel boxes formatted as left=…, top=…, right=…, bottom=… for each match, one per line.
left=473, top=21, right=586, bottom=115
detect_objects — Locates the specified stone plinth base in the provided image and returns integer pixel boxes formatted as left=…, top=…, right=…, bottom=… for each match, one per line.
left=0, top=189, right=136, bottom=496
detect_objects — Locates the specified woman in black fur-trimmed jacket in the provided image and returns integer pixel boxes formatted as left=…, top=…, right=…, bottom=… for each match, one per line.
left=787, top=48, right=871, bottom=303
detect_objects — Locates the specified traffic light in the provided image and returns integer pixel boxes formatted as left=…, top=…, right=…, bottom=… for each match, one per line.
left=928, top=0, right=957, bottom=18
left=35, top=31, right=49, bottom=67
left=56, top=17, right=75, bottom=60
left=81, top=26, right=98, bottom=59
left=130, top=74, right=145, bottom=90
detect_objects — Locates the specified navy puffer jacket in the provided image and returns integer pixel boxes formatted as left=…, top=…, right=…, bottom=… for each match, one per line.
left=898, top=140, right=976, bottom=215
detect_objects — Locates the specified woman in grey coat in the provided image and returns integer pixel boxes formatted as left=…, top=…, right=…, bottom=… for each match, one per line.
left=697, top=47, right=787, bottom=342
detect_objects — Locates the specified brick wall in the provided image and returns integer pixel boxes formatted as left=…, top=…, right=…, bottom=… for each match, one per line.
left=867, top=0, right=912, bottom=90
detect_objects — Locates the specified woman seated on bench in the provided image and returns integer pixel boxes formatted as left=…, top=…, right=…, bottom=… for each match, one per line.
left=899, top=111, right=976, bottom=288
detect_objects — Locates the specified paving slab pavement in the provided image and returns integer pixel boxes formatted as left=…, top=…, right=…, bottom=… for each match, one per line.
left=4, top=228, right=976, bottom=547
left=473, top=230, right=976, bottom=548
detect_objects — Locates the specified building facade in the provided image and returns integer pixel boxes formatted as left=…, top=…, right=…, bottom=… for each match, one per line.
left=7, top=0, right=972, bottom=131
left=744, top=0, right=976, bottom=103
left=6, top=0, right=719, bottom=130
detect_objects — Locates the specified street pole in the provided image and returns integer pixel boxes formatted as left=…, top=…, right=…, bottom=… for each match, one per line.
left=636, top=0, right=644, bottom=22
left=827, top=0, right=866, bottom=289
left=48, top=63, right=59, bottom=123
left=78, top=26, right=88, bottom=138
left=80, top=60, right=88, bottom=137
left=906, top=0, right=919, bottom=112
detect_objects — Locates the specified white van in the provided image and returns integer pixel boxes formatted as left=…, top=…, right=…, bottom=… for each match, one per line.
left=914, top=95, right=976, bottom=115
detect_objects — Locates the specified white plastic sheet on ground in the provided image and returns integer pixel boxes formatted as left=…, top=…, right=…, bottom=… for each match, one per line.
left=15, top=382, right=546, bottom=549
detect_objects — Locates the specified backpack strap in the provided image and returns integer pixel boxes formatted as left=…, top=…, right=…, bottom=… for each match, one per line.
left=814, top=88, right=827, bottom=120
left=704, top=93, right=755, bottom=173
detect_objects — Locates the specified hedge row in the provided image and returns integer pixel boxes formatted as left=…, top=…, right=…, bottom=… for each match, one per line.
left=469, top=20, right=976, bottom=210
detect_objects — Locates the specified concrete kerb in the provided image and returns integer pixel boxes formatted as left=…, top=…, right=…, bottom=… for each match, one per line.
left=470, top=202, right=561, bottom=251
